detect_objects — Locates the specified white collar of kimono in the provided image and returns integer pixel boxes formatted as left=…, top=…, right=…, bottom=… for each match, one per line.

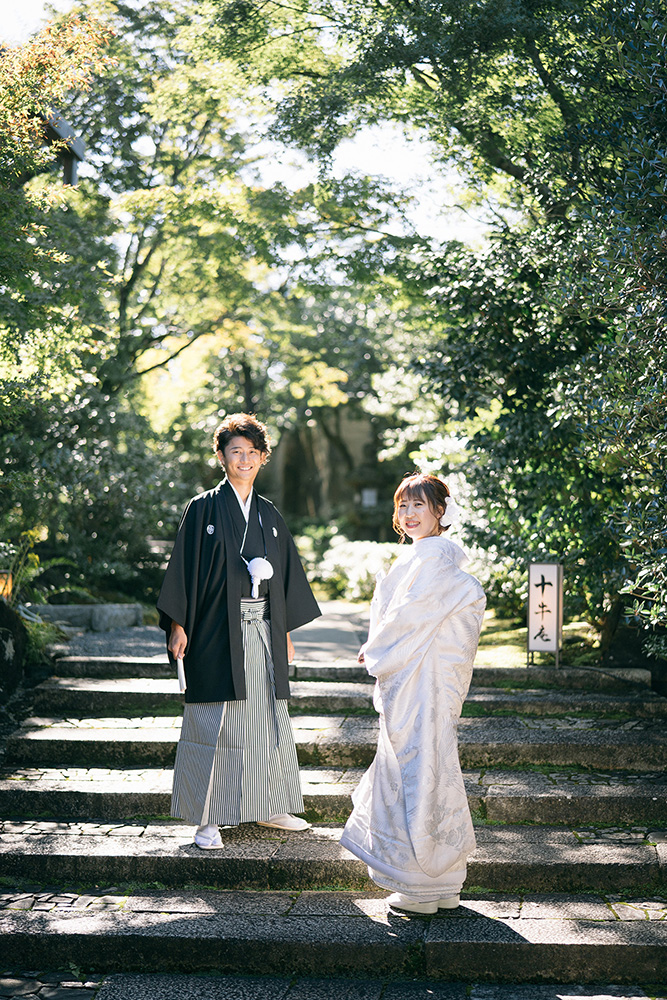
left=228, top=481, right=254, bottom=522
left=227, top=481, right=273, bottom=595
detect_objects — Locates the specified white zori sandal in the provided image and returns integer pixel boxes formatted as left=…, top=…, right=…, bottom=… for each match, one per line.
left=256, top=813, right=311, bottom=831
left=194, top=824, right=224, bottom=849
left=386, top=892, right=460, bottom=914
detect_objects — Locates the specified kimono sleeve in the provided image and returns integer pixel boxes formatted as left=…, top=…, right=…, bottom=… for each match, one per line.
left=275, top=510, right=321, bottom=632
left=156, top=498, right=201, bottom=639
left=363, top=548, right=475, bottom=682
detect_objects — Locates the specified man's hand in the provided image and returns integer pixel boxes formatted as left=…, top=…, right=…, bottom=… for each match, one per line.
left=169, top=622, right=188, bottom=660
left=287, top=632, right=295, bottom=664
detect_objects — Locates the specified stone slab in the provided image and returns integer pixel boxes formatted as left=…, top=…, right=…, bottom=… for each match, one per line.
left=35, top=605, right=142, bottom=631
left=425, top=916, right=667, bottom=981
left=1, top=900, right=666, bottom=981
left=49, top=656, right=353, bottom=681
left=35, top=605, right=96, bottom=628
left=96, top=972, right=468, bottom=1000
left=468, top=989, right=656, bottom=1000
left=0, top=826, right=661, bottom=893
left=97, top=973, right=297, bottom=1000
left=52, top=656, right=172, bottom=678
left=31, top=677, right=377, bottom=716
left=96, top=973, right=403, bottom=1000
left=472, top=667, right=653, bottom=691
left=0, top=973, right=101, bottom=999
left=94, top=979, right=658, bottom=1000
left=90, top=605, right=143, bottom=631
left=2, top=765, right=666, bottom=826
left=0, top=907, right=426, bottom=978
left=293, top=664, right=652, bottom=691
left=464, top=688, right=667, bottom=718
left=478, top=768, right=667, bottom=825
left=51, top=656, right=651, bottom=691
left=7, top=715, right=667, bottom=771
left=4, top=887, right=662, bottom=920
left=0, top=972, right=655, bottom=1000
left=32, top=678, right=667, bottom=718
left=0, top=764, right=361, bottom=822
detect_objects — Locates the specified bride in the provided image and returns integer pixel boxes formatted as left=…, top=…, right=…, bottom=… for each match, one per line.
left=340, top=472, right=486, bottom=914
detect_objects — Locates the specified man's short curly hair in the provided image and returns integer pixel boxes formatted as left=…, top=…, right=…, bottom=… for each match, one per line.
left=213, top=413, right=272, bottom=458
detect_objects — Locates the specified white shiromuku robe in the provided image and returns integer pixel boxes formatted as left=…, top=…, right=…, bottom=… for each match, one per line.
left=340, top=535, right=486, bottom=900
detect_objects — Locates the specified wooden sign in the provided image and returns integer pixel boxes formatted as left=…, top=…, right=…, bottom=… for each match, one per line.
left=527, top=563, right=563, bottom=665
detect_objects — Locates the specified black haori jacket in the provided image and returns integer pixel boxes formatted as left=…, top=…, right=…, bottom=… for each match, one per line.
left=157, top=479, right=321, bottom=703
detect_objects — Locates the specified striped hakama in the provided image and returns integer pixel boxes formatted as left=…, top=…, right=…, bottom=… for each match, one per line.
left=171, top=598, right=304, bottom=826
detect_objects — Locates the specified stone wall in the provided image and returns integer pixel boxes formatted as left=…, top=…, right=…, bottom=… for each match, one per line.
left=36, top=604, right=143, bottom=631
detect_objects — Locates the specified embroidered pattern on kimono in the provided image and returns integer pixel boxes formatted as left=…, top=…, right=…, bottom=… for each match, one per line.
left=340, top=535, right=485, bottom=897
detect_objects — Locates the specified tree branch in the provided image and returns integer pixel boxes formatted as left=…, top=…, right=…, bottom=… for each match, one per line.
left=133, top=260, right=166, bottom=324
left=131, top=309, right=240, bottom=379
left=452, top=119, right=565, bottom=217
left=524, top=36, right=577, bottom=127
left=524, top=35, right=581, bottom=181
left=118, top=229, right=164, bottom=334
left=131, top=332, right=210, bottom=379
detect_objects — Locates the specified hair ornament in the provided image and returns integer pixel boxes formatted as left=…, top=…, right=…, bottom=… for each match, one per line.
left=439, top=496, right=461, bottom=528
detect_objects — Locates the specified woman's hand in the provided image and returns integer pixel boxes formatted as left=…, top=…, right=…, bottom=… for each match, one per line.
left=169, top=622, right=188, bottom=660
left=287, top=632, right=295, bottom=664
left=357, top=644, right=366, bottom=664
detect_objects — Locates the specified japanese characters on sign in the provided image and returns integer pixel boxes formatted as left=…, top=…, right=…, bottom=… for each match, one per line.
left=527, top=563, right=563, bottom=656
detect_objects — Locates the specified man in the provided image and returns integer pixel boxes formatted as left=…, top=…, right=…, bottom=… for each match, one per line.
left=157, top=413, right=321, bottom=848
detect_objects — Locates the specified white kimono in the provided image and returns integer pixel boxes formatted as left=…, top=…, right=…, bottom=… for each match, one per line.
left=340, top=535, right=485, bottom=900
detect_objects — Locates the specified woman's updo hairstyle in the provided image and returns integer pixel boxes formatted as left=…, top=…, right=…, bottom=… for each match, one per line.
left=392, top=472, right=451, bottom=542
left=213, top=412, right=272, bottom=460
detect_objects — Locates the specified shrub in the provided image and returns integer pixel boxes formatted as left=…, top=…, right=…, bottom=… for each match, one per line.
left=469, top=548, right=528, bottom=623
left=315, top=535, right=402, bottom=601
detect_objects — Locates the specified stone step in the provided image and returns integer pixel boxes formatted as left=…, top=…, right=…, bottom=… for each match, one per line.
left=466, top=688, right=667, bottom=717
left=7, top=715, right=667, bottom=771
left=75, top=971, right=667, bottom=1000
left=2, top=766, right=667, bottom=827
left=30, top=677, right=667, bottom=718
left=31, top=677, right=374, bottom=716
left=1, top=885, right=666, bottom=983
left=0, top=823, right=663, bottom=894
left=294, top=663, right=653, bottom=691
left=52, top=655, right=652, bottom=691
left=53, top=656, right=173, bottom=678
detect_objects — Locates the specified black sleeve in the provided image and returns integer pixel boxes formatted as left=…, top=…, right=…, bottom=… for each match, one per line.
left=276, top=510, right=321, bottom=632
left=156, top=498, right=199, bottom=637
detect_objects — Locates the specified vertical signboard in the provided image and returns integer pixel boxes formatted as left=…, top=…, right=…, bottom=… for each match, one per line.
left=528, top=563, right=563, bottom=667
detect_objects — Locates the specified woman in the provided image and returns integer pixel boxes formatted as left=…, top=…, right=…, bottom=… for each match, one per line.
left=157, top=413, right=321, bottom=849
left=340, top=473, right=485, bottom=913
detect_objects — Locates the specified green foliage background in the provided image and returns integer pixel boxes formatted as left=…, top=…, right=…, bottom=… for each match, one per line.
left=0, top=0, right=665, bottom=662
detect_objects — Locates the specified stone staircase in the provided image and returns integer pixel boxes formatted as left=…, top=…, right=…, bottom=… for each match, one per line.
left=1, top=617, right=667, bottom=987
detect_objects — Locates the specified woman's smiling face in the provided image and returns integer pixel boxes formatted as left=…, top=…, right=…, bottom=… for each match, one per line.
left=396, top=491, right=441, bottom=541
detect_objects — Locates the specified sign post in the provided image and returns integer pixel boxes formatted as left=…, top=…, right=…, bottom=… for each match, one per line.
left=527, top=563, right=563, bottom=668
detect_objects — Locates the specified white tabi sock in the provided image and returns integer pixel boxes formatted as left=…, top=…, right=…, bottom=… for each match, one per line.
left=196, top=823, right=219, bottom=839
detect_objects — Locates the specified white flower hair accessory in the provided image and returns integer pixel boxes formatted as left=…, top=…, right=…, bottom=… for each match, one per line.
left=439, top=496, right=461, bottom=528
